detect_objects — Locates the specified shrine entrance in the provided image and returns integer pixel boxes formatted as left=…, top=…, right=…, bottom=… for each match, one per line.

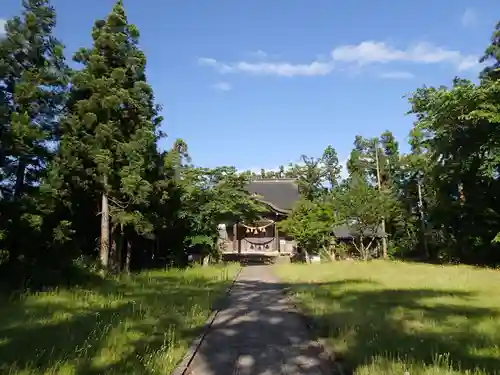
left=239, top=219, right=278, bottom=253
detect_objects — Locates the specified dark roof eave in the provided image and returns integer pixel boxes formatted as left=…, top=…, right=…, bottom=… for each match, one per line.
left=334, top=234, right=385, bottom=239
left=254, top=198, right=291, bottom=215
left=332, top=223, right=385, bottom=239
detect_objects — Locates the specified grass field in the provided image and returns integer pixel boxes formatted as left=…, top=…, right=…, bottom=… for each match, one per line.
left=0, top=264, right=239, bottom=375
left=277, top=261, right=500, bottom=375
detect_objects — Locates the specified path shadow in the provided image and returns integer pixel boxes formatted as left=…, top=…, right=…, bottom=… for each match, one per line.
left=286, top=279, right=500, bottom=374
left=1, top=265, right=499, bottom=375
left=184, top=270, right=370, bottom=375
left=182, top=267, right=500, bottom=375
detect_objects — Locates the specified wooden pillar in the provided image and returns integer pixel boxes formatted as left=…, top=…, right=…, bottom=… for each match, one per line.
left=233, top=223, right=238, bottom=253
left=275, top=222, right=280, bottom=252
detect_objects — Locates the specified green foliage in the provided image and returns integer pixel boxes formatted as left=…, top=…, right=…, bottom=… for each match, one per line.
left=0, top=1, right=262, bottom=289
left=334, top=20, right=500, bottom=264
left=245, top=145, right=342, bottom=197
left=321, top=145, right=342, bottom=188
left=2, top=0, right=500, bottom=294
left=278, top=197, right=336, bottom=255
left=406, top=76, right=500, bottom=263
left=480, top=20, right=500, bottom=81
left=177, top=165, right=266, bottom=257
left=333, top=177, right=394, bottom=234
left=0, top=0, right=68, bottom=199
left=252, top=24, right=500, bottom=266
left=0, top=0, right=70, bottom=284
left=332, top=176, right=399, bottom=259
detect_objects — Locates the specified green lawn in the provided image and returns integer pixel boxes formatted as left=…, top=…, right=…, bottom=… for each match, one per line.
left=0, top=264, right=239, bottom=375
left=276, top=260, right=500, bottom=375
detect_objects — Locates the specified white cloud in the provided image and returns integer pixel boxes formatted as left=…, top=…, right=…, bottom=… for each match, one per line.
left=457, top=55, right=481, bottom=71
left=379, top=71, right=415, bottom=80
left=0, top=19, right=6, bottom=37
left=331, top=41, right=478, bottom=71
left=250, top=50, right=268, bottom=59
left=211, top=81, right=232, bottom=91
left=199, top=40, right=479, bottom=78
left=198, top=57, right=219, bottom=67
left=198, top=57, right=334, bottom=77
left=333, top=41, right=405, bottom=65
left=461, top=8, right=477, bottom=27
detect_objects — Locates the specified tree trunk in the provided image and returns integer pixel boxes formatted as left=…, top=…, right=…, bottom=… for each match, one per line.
left=375, top=146, right=388, bottom=259
left=202, top=256, right=210, bottom=266
left=115, top=229, right=123, bottom=273
left=304, top=249, right=310, bottom=263
left=325, top=245, right=336, bottom=261
left=323, top=237, right=336, bottom=261
left=125, top=238, right=132, bottom=274
left=14, top=159, right=26, bottom=197
left=109, top=229, right=117, bottom=273
left=360, top=236, right=368, bottom=261
left=417, top=178, right=429, bottom=259
left=380, top=220, right=388, bottom=258
left=100, top=191, right=110, bottom=271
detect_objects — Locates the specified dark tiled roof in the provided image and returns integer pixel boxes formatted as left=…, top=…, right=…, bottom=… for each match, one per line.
left=332, top=223, right=385, bottom=239
left=247, top=179, right=299, bottom=213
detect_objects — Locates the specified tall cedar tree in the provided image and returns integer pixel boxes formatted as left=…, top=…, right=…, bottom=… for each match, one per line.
left=48, top=0, right=161, bottom=271
left=0, top=0, right=68, bottom=268
left=0, top=0, right=67, bottom=198
left=480, top=21, right=500, bottom=81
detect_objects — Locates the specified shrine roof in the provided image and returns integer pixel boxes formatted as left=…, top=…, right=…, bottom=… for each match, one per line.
left=247, top=179, right=299, bottom=214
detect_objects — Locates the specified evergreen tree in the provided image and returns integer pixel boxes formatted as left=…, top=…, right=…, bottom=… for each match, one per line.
left=480, top=21, right=500, bottom=81
left=0, top=0, right=68, bottom=277
left=47, top=0, right=161, bottom=272
left=321, top=145, right=341, bottom=189
left=0, top=0, right=68, bottom=198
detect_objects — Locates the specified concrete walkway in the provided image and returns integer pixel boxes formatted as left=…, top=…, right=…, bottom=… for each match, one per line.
left=185, top=265, right=329, bottom=375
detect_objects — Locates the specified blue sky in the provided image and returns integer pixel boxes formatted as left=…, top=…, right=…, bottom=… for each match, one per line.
left=1, top=1, right=500, bottom=174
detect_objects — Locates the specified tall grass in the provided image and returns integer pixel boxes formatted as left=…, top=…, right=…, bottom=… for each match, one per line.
left=0, top=264, right=239, bottom=375
left=277, top=260, right=500, bottom=375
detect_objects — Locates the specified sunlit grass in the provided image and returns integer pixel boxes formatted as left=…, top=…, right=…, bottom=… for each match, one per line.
left=277, top=260, right=500, bottom=375
left=0, top=264, right=239, bottom=375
